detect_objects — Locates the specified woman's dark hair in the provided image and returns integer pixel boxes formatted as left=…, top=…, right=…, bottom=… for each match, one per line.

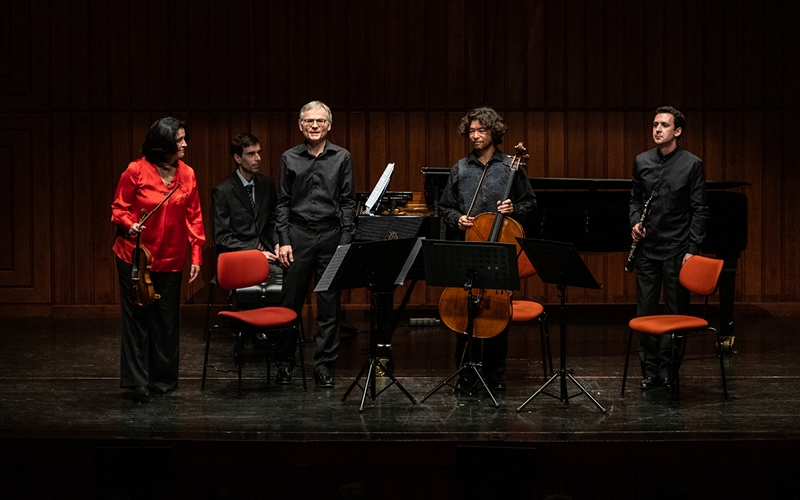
left=458, top=107, right=507, bottom=145
left=141, top=117, right=186, bottom=165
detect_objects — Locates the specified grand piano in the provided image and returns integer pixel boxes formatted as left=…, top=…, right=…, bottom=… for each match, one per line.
left=357, top=171, right=748, bottom=341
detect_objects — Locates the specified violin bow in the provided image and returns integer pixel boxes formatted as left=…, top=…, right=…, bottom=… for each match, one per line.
left=137, top=182, right=182, bottom=226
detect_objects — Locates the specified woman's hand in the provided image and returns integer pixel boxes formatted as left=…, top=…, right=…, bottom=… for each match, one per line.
left=128, top=222, right=144, bottom=236
left=189, top=265, right=201, bottom=283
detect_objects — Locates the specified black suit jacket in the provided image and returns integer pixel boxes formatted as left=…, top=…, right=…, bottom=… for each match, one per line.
left=211, top=170, right=279, bottom=254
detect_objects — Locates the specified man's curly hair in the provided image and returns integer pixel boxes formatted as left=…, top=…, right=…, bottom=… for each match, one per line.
left=458, top=107, right=507, bottom=146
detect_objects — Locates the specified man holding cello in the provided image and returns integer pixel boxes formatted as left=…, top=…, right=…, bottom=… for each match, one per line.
left=438, top=107, right=537, bottom=391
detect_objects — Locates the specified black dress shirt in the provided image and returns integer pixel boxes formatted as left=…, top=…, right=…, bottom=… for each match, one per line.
left=276, top=141, right=357, bottom=246
left=629, top=146, right=708, bottom=260
left=439, top=148, right=537, bottom=237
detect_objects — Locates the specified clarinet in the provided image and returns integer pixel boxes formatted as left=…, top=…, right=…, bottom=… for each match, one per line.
left=624, top=190, right=655, bottom=273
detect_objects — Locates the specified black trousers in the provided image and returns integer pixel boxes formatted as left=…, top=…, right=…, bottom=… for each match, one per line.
left=116, top=256, right=183, bottom=391
left=635, top=253, right=690, bottom=380
left=280, top=224, right=341, bottom=375
left=454, top=326, right=509, bottom=381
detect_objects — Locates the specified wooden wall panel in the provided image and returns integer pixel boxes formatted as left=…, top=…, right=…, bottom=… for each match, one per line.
left=0, top=0, right=796, bottom=313
left=0, top=116, right=51, bottom=304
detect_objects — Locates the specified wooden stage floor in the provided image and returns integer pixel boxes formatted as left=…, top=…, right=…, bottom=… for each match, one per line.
left=2, top=304, right=800, bottom=499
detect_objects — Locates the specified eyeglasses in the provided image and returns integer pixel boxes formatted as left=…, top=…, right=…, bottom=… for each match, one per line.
left=302, top=118, right=328, bottom=126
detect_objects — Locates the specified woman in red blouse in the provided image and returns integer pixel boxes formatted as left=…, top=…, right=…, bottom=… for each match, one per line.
left=112, top=117, right=206, bottom=402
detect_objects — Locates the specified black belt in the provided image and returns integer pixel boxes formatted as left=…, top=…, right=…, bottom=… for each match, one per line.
left=289, top=216, right=339, bottom=232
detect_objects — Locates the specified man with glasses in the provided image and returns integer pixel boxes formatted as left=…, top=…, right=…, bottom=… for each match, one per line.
left=439, top=107, right=537, bottom=392
left=276, top=101, right=357, bottom=388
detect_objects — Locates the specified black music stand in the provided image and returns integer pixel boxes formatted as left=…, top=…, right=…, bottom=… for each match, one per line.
left=316, top=238, right=419, bottom=412
left=419, top=240, right=519, bottom=408
left=514, top=238, right=606, bottom=413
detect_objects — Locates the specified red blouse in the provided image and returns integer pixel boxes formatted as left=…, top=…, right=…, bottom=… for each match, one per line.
left=112, top=157, right=206, bottom=272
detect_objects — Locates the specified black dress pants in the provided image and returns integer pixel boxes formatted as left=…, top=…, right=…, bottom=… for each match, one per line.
left=280, top=224, right=341, bottom=376
left=635, top=253, right=690, bottom=380
left=117, top=256, right=183, bottom=392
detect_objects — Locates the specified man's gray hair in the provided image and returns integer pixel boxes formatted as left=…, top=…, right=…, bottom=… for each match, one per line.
left=299, top=101, right=333, bottom=123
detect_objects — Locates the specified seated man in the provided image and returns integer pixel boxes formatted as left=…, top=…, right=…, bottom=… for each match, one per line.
left=211, top=133, right=296, bottom=384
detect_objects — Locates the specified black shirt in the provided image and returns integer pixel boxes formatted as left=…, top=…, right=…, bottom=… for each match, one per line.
left=276, top=141, right=357, bottom=246
left=629, top=146, right=708, bottom=260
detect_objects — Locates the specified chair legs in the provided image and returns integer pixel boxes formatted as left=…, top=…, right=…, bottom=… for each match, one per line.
left=203, top=281, right=215, bottom=342
left=236, top=330, right=245, bottom=398
left=201, top=320, right=308, bottom=396
left=715, top=329, right=729, bottom=401
left=620, top=328, right=635, bottom=397
left=622, top=327, right=729, bottom=403
left=296, top=320, right=307, bottom=391
left=201, top=322, right=213, bottom=391
left=667, top=333, right=678, bottom=406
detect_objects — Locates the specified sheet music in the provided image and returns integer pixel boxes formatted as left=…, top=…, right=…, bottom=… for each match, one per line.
left=395, top=238, right=424, bottom=285
left=314, top=243, right=351, bottom=292
left=364, top=163, right=394, bottom=214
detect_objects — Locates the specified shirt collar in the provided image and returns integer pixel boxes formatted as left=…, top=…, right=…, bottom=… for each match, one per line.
left=235, top=169, right=254, bottom=187
left=300, top=140, right=333, bottom=159
left=657, top=145, right=681, bottom=162
left=468, top=147, right=505, bottom=167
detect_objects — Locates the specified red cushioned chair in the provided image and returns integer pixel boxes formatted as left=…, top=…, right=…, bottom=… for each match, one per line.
left=512, top=251, right=553, bottom=379
left=621, top=255, right=728, bottom=404
left=202, top=250, right=307, bottom=397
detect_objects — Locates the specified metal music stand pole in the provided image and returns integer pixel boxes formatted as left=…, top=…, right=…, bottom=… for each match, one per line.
left=419, top=240, right=519, bottom=408
left=341, top=282, right=417, bottom=412
left=316, top=238, right=419, bottom=412
left=514, top=238, right=607, bottom=414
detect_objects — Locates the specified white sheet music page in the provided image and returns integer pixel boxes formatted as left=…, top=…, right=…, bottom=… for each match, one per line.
left=364, top=163, right=394, bottom=214
left=314, top=244, right=351, bottom=292
left=395, top=238, right=424, bottom=285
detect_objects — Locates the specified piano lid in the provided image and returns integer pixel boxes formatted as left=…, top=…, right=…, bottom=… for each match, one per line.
left=529, top=178, right=751, bottom=191
left=421, top=169, right=750, bottom=191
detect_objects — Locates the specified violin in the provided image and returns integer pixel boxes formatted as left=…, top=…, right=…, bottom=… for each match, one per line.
left=128, top=183, right=182, bottom=307
left=438, top=143, right=529, bottom=338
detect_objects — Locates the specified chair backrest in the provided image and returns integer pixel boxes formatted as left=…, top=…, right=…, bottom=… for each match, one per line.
left=216, top=250, right=271, bottom=290
left=518, top=251, right=537, bottom=280
left=679, top=255, right=724, bottom=296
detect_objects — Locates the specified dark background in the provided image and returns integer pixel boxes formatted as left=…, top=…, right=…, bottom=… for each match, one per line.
left=1, top=0, right=797, bottom=316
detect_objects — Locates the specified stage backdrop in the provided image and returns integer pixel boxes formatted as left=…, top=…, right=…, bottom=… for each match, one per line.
left=0, top=0, right=797, bottom=316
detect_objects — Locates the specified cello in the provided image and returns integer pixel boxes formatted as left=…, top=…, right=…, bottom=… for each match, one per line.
left=438, top=143, right=530, bottom=338
left=129, top=183, right=182, bottom=307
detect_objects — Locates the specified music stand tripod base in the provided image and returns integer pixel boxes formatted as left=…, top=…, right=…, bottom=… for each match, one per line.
left=341, top=288, right=417, bottom=412
left=419, top=240, right=518, bottom=409
left=514, top=238, right=607, bottom=414
left=316, top=238, right=420, bottom=413
left=342, top=354, right=417, bottom=413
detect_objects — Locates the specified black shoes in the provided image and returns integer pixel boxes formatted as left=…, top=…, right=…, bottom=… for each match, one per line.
left=315, top=372, right=334, bottom=388
left=640, top=377, right=658, bottom=390
left=487, top=378, right=506, bottom=391
left=276, top=366, right=293, bottom=385
left=132, top=386, right=150, bottom=402
left=661, top=376, right=678, bottom=391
